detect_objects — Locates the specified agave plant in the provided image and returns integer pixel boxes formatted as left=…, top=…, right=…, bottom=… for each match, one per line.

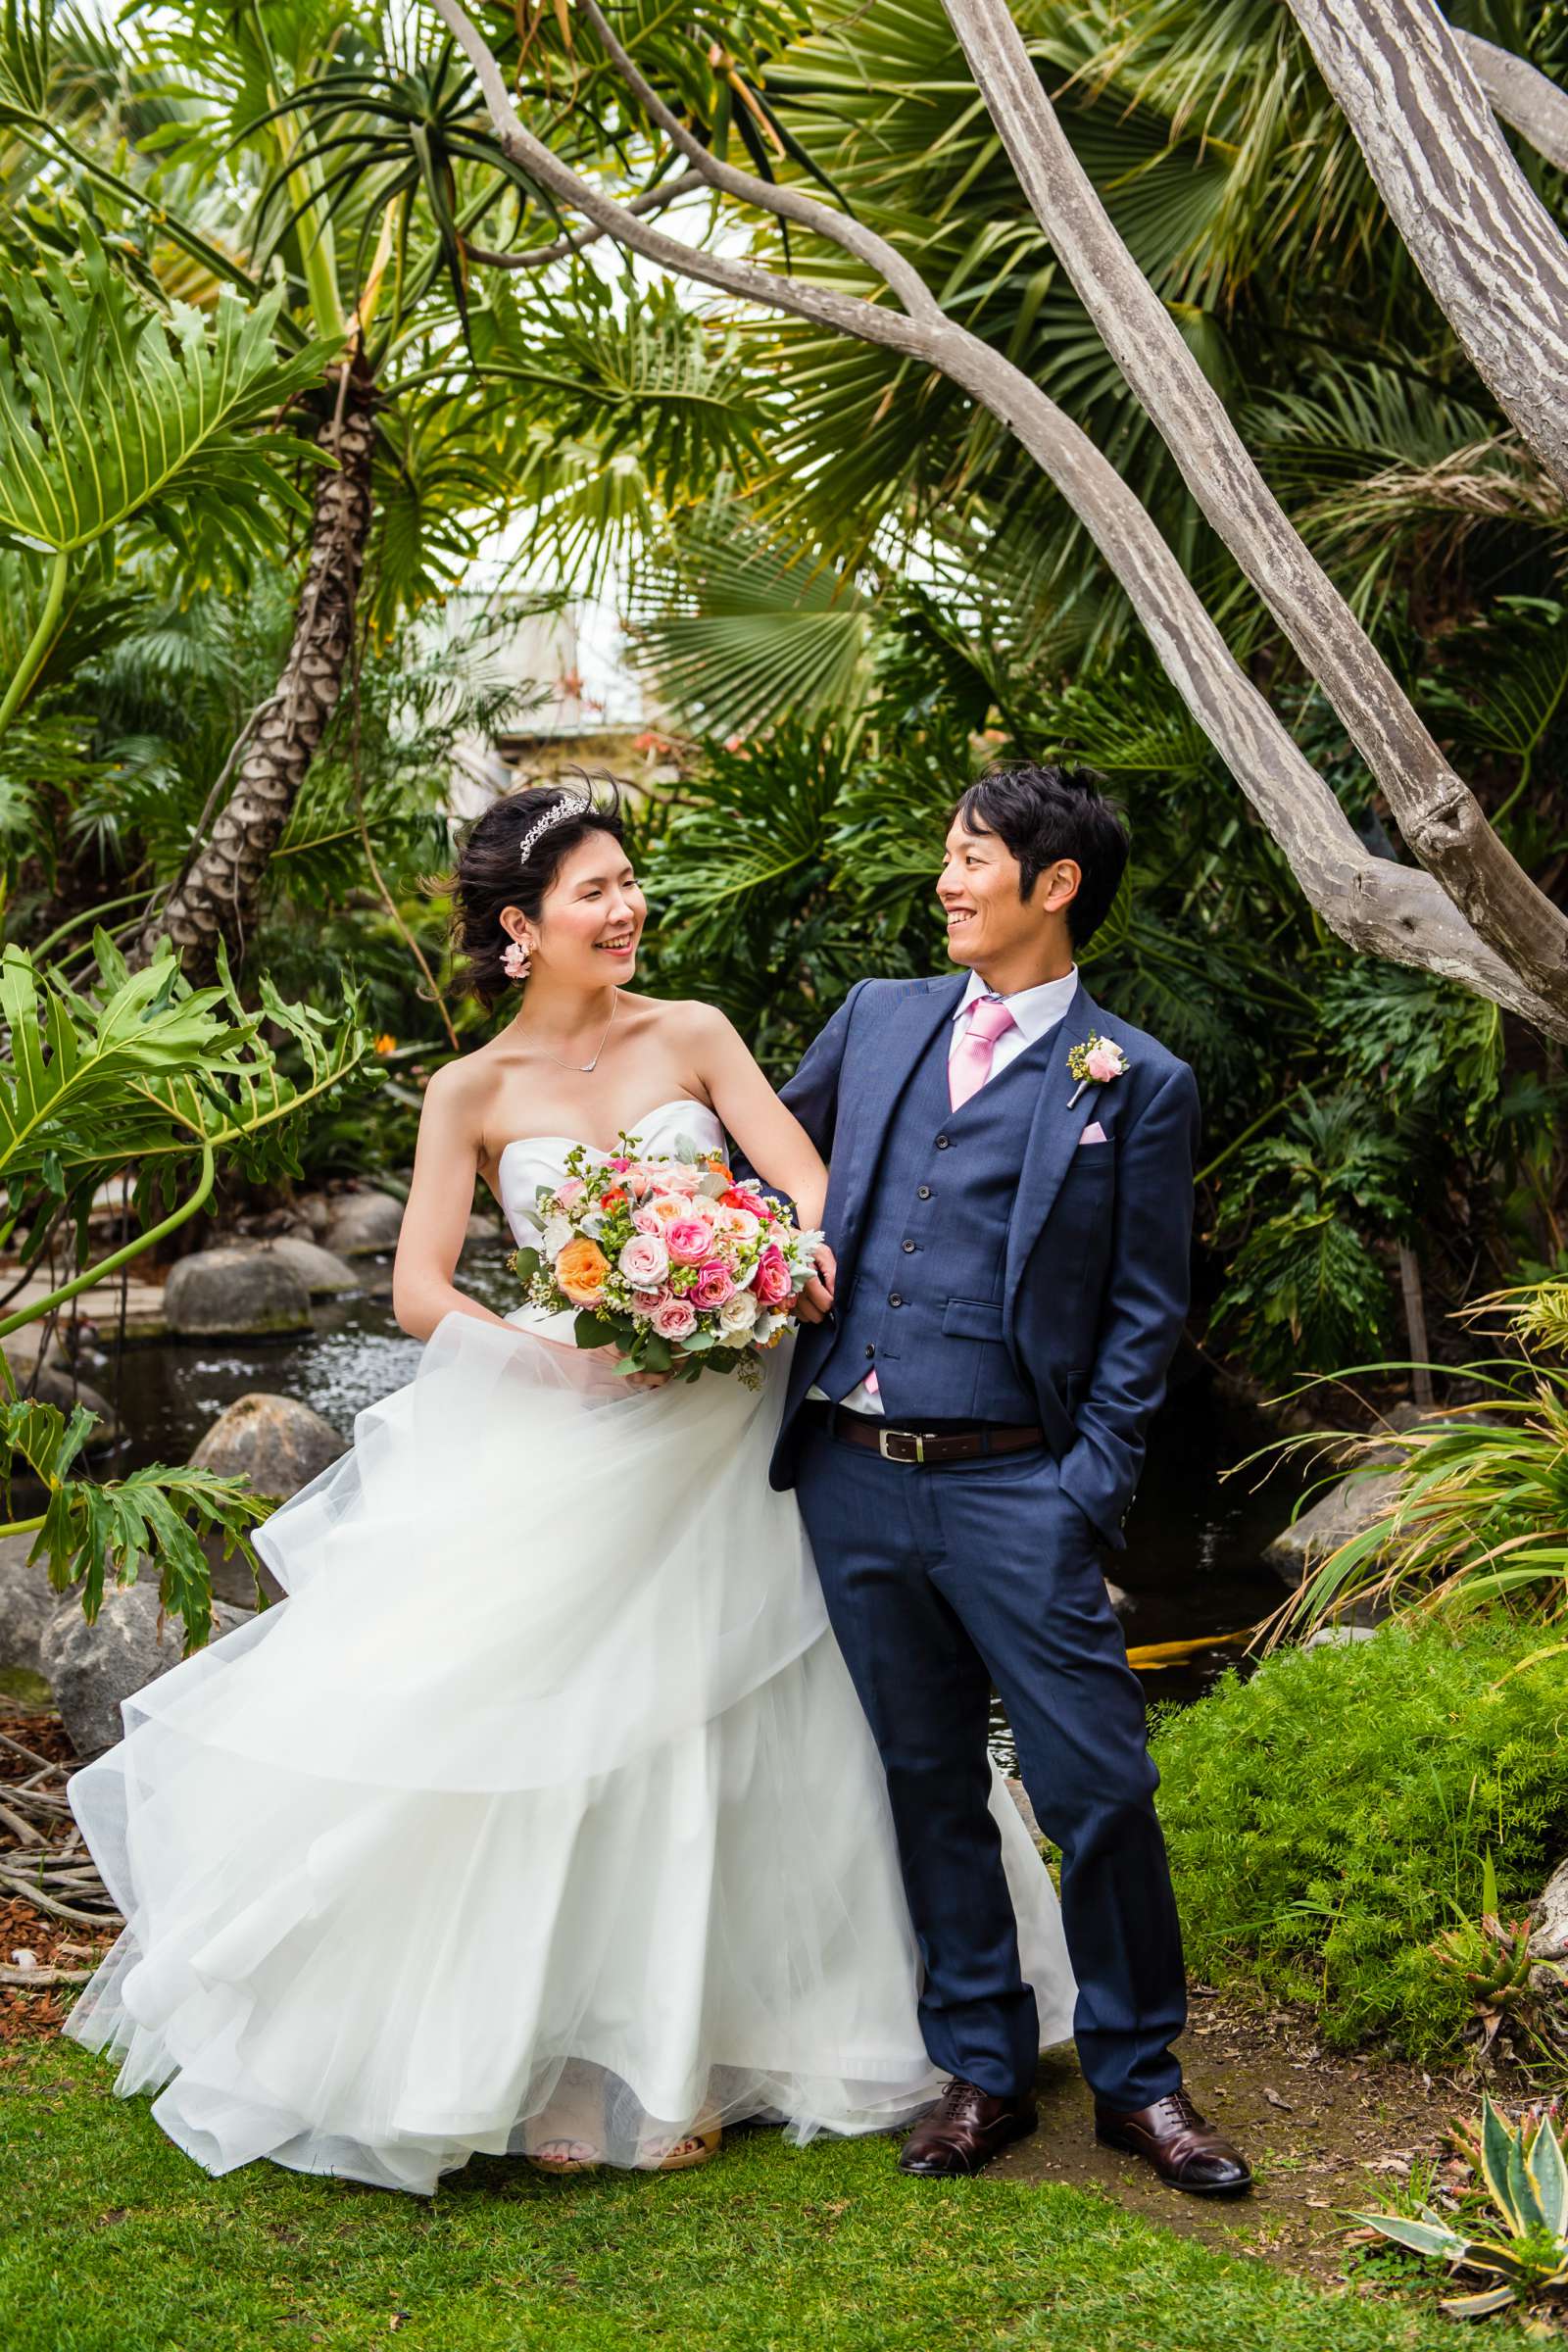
left=1431, top=1855, right=1568, bottom=2066
left=1355, top=2095, right=1568, bottom=2320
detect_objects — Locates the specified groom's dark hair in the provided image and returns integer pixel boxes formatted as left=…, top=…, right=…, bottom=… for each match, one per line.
left=955, top=763, right=1128, bottom=947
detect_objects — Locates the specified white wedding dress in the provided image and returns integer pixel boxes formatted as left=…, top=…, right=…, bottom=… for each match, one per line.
left=66, top=1100, right=1074, bottom=2194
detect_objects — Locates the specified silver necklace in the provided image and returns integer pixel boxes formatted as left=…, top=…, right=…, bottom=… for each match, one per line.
left=529, top=988, right=619, bottom=1074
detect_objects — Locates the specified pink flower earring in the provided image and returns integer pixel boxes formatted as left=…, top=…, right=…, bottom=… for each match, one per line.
left=502, top=937, right=532, bottom=984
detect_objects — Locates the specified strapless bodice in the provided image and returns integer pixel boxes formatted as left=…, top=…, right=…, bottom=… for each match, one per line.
left=497, top=1098, right=727, bottom=1245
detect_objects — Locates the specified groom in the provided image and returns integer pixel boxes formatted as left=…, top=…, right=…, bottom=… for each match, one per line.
left=774, top=763, right=1250, bottom=2193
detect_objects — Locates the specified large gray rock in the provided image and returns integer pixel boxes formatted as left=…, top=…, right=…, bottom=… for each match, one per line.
left=40, top=1580, right=249, bottom=1758
left=294, top=1191, right=332, bottom=1242
left=164, top=1248, right=312, bottom=1339
left=322, top=1190, right=404, bottom=1256
left=1535, top=1857, right=1568, bottom=1959
left=1262, top=1466, right=1404, bottom=1587
left=0, top=1530, right=54, bottom=1678
left=190, top=1395, right=348, bottom=1609
left=189, top=1393, right=347, bottom=1500
left=1, top=1353, right=121, bottom=1444
left=254, top=1236, right=361, bottom=1299
left=1261, top=1404, right=1425, bottom=1588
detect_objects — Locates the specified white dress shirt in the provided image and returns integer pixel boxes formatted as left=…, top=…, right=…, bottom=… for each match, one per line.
left=813, top=962, right=1080, bottom=1415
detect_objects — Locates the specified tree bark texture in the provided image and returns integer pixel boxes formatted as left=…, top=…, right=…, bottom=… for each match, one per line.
left=941, top=0, right=1568, bottom=1026
left=1459, top=31, right=1568, bottom=172
left=1287, top=0, right=1568, bottom=497
left=138, top=365, right=377, bottom=982
left=429, top=0, right=1568, bottom=1040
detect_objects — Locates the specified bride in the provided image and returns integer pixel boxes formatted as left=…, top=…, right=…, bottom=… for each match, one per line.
left=65, top=780, right=1074, bottom=2194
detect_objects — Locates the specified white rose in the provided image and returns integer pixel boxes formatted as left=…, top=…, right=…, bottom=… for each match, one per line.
left=541, top=1215, right=573, bottom=1258
left=718, top=1290, right=759, bottom=1335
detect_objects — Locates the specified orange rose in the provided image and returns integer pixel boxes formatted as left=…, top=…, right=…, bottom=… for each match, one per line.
left=556, top=1235, right=610, bottom=1307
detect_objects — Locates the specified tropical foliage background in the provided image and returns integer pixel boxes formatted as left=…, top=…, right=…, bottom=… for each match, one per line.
left=5, top=0, right=1562, bottom=1380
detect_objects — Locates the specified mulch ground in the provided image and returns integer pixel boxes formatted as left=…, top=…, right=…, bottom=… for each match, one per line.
left=1003, top=1988, right=1537, bottom=2288
left=0, top=1711, right=115, bottom=2044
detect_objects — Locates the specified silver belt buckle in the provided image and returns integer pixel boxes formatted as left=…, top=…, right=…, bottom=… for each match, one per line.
left=878, top=1427, right=926, bottom=1464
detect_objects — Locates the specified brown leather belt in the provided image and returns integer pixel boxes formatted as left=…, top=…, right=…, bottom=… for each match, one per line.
left=812, top=1402, right=1046, bottom=1467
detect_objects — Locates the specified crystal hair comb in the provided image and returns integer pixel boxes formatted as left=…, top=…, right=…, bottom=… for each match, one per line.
left=517, top=784, right=592, bottom=867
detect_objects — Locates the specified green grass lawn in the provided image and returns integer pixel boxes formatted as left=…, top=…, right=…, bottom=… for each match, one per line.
left=2, top=2038, right=1513, bottom=2352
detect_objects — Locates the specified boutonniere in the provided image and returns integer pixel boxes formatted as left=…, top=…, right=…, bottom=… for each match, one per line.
left=1067, top=1033, right=1129, bottom=1108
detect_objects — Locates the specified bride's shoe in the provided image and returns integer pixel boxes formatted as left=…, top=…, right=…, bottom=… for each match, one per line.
left=522, top=2065, right=605, bottom=2174
left=523, top=2137, right=603, bottom=2176
left=641, top=2122, right=722, bottom=2173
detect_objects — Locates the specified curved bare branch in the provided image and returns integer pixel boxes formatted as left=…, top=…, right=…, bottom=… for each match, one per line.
left=1286, top=0, right=1568, bottom=499
left=1459, top=31, right=1568, bottom=172
left=942, top=0, right=1568, bottom=1027
left=426, top=0, right=1567, bottom=1040
left=464, top=167, right=709, bottom=269
left=576, top=0, right=944, bottom=324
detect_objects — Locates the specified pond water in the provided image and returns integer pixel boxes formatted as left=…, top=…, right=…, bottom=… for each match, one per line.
left=70, top=1250, right=1298, bottom=1767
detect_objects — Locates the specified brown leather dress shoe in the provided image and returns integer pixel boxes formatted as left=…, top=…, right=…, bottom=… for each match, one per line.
left=898, top=2079, right=1038, bottom=2177
left=1095, top=2087, right=1251, bottom=2194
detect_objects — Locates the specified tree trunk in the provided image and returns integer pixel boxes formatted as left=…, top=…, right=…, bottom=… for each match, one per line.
left=1397, top=1242, right=1435, bottom=1409
left=137, top=363, right=376, bottom=982
left=940, top=0, right=1568, bottom=1028
left=1286, top=0, right=1568, bottom=497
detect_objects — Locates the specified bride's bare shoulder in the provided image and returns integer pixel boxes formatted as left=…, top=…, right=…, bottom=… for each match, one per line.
left=417, top=1046, right=503, bottom=1139
left=623, top=993, right=734, bottom=1045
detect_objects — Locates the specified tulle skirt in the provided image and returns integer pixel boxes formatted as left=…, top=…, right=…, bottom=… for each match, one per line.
left=65, top=1311, right=1074, bottom=2194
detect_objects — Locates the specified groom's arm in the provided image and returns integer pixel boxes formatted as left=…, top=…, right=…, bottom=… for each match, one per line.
left=769, top=977, right=872, bottom=1163
left=1056, top=1060, right=1200, bottom=1544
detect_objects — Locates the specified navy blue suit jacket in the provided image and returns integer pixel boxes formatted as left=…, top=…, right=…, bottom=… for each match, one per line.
left=771, top=973, right=1200, bottom=1547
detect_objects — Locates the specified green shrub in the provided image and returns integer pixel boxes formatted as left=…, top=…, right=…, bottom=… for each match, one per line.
left=1152, top=1614, right=1568, bottom=2059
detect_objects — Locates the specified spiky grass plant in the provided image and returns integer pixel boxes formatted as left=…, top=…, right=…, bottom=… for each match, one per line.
left=1243, top=1282, right=1568, bottom=1643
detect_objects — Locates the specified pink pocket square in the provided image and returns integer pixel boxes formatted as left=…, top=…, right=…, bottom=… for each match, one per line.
left=1078, top=1122, right=1107, bottom=1146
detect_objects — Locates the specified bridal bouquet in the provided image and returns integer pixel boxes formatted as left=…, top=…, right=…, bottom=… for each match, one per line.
left=509, top=1134, right=825, bottom=1384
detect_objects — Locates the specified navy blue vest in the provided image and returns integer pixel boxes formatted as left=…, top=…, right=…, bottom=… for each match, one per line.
left=815, top=1013, right=1064, bottom=1422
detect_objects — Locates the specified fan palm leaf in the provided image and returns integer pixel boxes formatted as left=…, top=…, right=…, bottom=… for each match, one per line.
left=627, top=509, right=877, bottom=739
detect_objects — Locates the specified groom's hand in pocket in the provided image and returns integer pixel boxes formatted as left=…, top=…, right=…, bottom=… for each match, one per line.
left=797, top=1243, right=837, bottom=1325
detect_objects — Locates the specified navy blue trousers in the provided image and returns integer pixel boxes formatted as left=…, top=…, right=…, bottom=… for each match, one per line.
left=795, top=1423, right=1186, bottom=2112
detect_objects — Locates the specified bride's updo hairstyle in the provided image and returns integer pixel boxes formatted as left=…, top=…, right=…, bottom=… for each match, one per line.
left=449, top=774, right=626, bottom=1010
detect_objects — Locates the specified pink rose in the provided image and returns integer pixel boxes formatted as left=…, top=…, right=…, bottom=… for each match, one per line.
left=1085, top=1047, right=1121, bottom=1084
left=666, top=1215, right=717, bottom=1267
left=608, top=1155, right=632, bottom=1173
left=625, top=1164, right=655, bottom=1200
left=655, top=1162, right=705, bottom=1197
left=646, top=1192, right=691, bottom=1225
left=618, top=1233, right=669, bottom=1289
left=632, top=1205, right=663, bottom=1237
left=555, top=1176, right=587, bottom=1207
left=693, top=1260, right=734, bottom=1310
left=630, top=1288, right=662, bottom=1320
left=753, top=1245, right=793, bottom=1307
left=652, top=1293, right=698, bottom=1342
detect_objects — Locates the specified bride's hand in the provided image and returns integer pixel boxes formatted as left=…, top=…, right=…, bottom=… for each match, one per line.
left=796, top=1242, right=837, bottom=1325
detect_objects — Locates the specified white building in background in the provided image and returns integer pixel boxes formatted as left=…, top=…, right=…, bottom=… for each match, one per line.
left=437, top=569, right=679, bottom=823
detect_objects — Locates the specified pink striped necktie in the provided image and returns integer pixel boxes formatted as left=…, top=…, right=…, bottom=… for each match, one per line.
left=949, top=994, right=1017, bottom=1110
